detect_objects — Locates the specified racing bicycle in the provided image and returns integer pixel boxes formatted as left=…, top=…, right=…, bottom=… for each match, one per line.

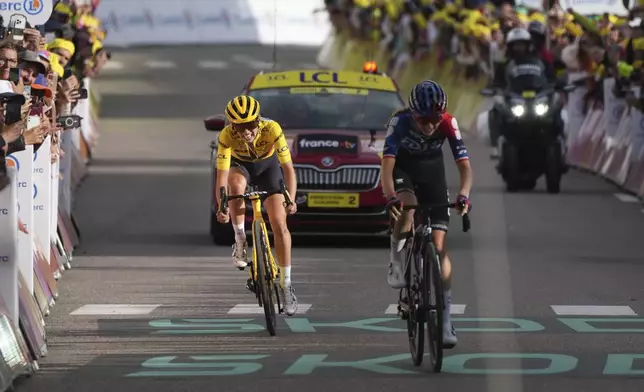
left=219, top=181, right=294, bottom=337
left=394, top=203, right=471, bottom=372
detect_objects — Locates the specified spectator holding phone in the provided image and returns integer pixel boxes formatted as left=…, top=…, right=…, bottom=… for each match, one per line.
left=18, top=50, right=46, bottom=86
left=47, top=39, right=75, bottom=67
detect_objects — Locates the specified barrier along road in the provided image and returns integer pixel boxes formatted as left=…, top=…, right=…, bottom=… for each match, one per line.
left=2, top=1, right=644, bottom=392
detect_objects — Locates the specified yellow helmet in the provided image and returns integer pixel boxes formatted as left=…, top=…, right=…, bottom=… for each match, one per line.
left=225, top=95, right=260, bottom=124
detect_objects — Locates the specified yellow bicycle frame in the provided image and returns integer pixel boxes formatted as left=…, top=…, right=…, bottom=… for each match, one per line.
left=248, top=194, right=279, bottom=282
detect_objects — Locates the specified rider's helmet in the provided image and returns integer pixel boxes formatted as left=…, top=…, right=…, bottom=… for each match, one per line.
left=408, top=80, right=448, bottom=118
left=505, top=27, right=533, bottom=57
left=225, top=95, right=260, bottom=124
left=363, top=60, right=378, bottom=74
left=527, top=21, right=546, bottom=45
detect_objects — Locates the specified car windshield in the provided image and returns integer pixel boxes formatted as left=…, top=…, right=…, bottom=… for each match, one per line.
left=248, top=87, right=404, bottom=130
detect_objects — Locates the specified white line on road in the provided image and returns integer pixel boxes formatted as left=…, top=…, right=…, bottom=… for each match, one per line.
left=613, top=193, right=640, bottom=203
left=70, top=304, right=161, bottom=315
left=102, top=61, right=124, bottom=70
left=550, top=305, right=638, bottom=316
left=197, top=60, right=229, bottom=69
left=385, top=304, right=466, bottom=315
left=228, top=303, right=312, bottom=315
left=144, top=60, right=177, bottom=69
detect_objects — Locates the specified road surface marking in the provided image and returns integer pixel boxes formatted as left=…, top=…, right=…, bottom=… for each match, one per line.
left=102, top=61, right=124, bottom=70
left=197, top=60, right=228, bottom=69
left=144, top=60, right=177, bottom=69
left=228, top=303, right=312, bottom=315
left=550, top=305, right=637, bottom=316
left=70, top=304, right=161, bottom=315
left=613, top=193, right=640, bottom=202
left=385, top=303, right=466, bottom=315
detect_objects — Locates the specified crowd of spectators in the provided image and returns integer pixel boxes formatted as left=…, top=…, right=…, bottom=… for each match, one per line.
left=0, top=0, right=108, bottom=194
left=323, top=0, right=643, bottom=113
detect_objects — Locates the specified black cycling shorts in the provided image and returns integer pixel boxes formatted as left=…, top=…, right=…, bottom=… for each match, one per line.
left=231, top=154, right=283, bottom=194
left=393, top=157, right=450, bottom=232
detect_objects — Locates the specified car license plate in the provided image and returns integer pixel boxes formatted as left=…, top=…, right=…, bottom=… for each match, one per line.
left=307, top=193, right=359, bottom=208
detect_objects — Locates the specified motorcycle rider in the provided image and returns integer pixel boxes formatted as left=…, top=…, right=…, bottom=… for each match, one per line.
left=487, top=27, right=554, bottom=158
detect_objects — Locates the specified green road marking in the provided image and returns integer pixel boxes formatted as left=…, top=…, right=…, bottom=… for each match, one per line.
left=443, top=353, right=578, bottom=375
left=126, top=355, right=269, bottom=377
left=558, top=318, right=644, bottom=333
left=604, top=354, right=644, bottom=375
left=284, top=354, right=417, bottom=375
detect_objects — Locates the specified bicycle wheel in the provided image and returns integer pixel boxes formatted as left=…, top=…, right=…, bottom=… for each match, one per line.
left=405, top=236, right=425, bottom=366
left=425, top=241, right=444, bottom=372
left=252, top=220, right=277, bottom=336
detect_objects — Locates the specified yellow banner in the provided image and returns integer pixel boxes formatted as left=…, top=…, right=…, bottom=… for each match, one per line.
left=250, top=70, right=397, bottom=92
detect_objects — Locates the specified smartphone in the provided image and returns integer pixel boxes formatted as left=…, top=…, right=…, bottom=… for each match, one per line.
left=27, top=115, right=40, bottom=130
left=57, top=115, right=82, bottom=129
left=77, top=88, right=88, bottom=100
left=4, top=100, right=22, bottom=125
left=23, top=85, right=31, bottom=101
left=8, top=15, right=27, bottom=42
left=8, top=68, right=20, bottom=84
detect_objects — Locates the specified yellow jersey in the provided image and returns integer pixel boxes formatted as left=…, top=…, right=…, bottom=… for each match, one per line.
left=216, top=118, right=292, bottom=170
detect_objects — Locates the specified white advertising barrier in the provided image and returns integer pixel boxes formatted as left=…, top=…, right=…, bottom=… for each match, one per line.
left=95, top=0, right=331, bottom=47
left=5, top=147, right=35, bottom=295
left=566, top=81, right=644, bottom=199
left=0, top=168, right=19, bottom=324
left=33, top=137, right=52, bottom=267
left=516, top=0, right=635, bottom=15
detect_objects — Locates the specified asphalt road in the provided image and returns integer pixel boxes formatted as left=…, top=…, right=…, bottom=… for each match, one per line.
left=14, top=44, right=644, bottom=392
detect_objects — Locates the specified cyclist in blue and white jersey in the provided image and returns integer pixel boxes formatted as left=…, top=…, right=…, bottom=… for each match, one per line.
left=380, top=80, right=473, bottom=347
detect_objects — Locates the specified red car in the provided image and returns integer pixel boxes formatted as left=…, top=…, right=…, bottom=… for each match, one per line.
left=204, top=68, right=405, bottom=245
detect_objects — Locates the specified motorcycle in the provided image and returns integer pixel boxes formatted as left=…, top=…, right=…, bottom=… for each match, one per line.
left=481, top=83, right=575, bottom=193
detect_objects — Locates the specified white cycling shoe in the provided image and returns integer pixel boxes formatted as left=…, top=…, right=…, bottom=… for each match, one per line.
left=387, top=260, right=406, bottom=289
left=232, top=241, right=248, bottom=269
left=280, top=283, right=298, bottom=316
left=443, top=321, right=457, bottom=348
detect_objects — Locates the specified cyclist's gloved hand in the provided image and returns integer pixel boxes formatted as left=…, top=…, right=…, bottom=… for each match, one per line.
left=456, top=194, right=471, bottom=216
left=386, top=196, right=403, bottom=220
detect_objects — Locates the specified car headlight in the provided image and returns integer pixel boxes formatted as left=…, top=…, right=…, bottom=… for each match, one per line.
left=534, top=103, right=549, bottom=116
left=511, top=105, right=525, bottom=117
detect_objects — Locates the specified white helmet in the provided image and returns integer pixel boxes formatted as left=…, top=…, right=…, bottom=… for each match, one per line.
left=506, top=28, right=531, bottom=44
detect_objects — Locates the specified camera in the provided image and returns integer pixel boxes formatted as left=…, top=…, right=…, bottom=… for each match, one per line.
left=56, top=115, right=83, bottom=129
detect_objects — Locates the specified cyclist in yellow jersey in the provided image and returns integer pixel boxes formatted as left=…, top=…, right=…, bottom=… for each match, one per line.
left=215, top=95, right=298, bottom=315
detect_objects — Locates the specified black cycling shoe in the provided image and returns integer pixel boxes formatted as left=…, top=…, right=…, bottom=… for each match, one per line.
left=245, top=278, right=255, bottom=293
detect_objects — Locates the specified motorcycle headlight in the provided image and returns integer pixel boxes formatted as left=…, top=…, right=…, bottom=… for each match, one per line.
left=534, top=103, right=549, bottom=116
left=511, top=105, right=525, bottom=117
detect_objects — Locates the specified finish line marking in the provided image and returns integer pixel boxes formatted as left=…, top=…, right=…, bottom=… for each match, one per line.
left=550, top=305, right=638, bottom=316
left=70, top=304, right=161, bottom=315
left=385, top=304, right=467, bottom=315
left=613, top=193, right=640, bottom=203
left=228, top=304, right=312, bottom=315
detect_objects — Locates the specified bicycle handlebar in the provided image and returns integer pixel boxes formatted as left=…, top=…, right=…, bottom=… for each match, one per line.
left=219, top=180, right=294, bottom=213
left=401, top=203, right=471, bottom=233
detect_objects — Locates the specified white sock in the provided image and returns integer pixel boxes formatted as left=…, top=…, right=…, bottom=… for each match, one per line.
left=443, top=289, right=452, bottom=326
left=280, top=266, right=291, bottom=286
left=233, top=223, right=245, bottom=243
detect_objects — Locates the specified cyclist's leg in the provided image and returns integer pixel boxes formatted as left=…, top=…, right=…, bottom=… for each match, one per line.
left=258, top=156, right=298, bottom=315
left=229, top=159, right=249, bottom=268
left=423, top=159, right=457, bottom=345
left=388, top=167, right=416, bottom=289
